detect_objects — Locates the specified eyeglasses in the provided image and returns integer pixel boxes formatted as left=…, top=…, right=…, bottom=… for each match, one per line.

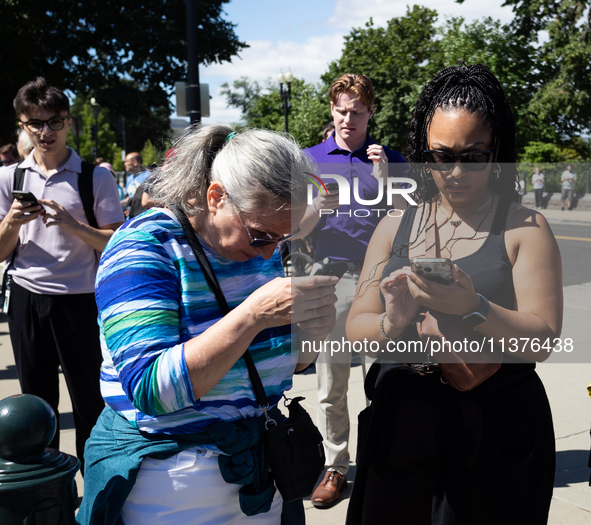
left=424, top=150, right=492, bottom=172
left=235, top=209, right=299, bottom=247
left=20, top=116, right=70, bottom=132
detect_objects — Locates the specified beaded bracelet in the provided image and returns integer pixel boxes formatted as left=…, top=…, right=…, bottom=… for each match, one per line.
left=380, top=312, right=398, bottom=342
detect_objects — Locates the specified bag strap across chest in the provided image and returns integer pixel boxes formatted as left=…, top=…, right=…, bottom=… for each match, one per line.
left=13, top=161, right=97, bottom=228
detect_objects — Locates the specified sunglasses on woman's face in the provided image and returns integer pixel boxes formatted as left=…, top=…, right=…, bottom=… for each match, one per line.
left=236, top=209, right=298, bottom=247
left=424, top=150, right=492, bottom=172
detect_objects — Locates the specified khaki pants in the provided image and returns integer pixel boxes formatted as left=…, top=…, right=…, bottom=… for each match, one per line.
left=315, top=268, right=372, bottom=475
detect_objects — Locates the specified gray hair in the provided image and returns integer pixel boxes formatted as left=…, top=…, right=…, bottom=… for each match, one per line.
left=147, top=124, right=313, bottom=216
left=17, top=129, right=33, bottom=158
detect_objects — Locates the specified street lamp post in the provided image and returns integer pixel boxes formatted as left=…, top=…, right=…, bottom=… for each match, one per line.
left=90, top=97, right=100, bottom=158
left=277, top=69, right=293, bottom=134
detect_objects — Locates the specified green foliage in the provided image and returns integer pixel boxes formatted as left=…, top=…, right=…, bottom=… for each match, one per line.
left=458, top=0, right=591, bottom=142
left=66, top=98, right=117, bottom=163
left=220, top=78, right=264, bottom=123
left=140, top=139, right=165, bottom=168
left=437, top=17, right=544, bottom=151
left=221, top=78, right=331, bottom=148
left=520, top=142, right=567, bottom=164
left=220, top=2, right=590, bottom=173
left=323, top=8, right=443, bottom=152
left=0, top=0, right=247, bottom=145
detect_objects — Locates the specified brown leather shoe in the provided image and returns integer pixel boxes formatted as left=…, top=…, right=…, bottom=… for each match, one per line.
left=311, top=469, right=347, bottom=508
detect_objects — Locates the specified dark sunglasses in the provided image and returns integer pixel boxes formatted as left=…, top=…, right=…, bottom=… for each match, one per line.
left=424, top=150, right=493, bottom=172
left=236, top=209, right=298, bottom=247
left=20, top=116, right=70, bottom=132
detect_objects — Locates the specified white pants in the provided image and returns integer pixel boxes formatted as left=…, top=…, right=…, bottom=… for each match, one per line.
left=121, top=447, right=283, bottom=525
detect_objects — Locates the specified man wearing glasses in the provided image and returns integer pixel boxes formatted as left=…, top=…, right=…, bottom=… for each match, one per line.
left=0, top=77, right=124, bottom=465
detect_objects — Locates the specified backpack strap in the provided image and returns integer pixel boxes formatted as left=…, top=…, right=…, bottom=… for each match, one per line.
left=79, top=161, right=98, bottom=228
left=13, top=165, right=25, bottom=191
left=3, top=164, right=26, bottom=303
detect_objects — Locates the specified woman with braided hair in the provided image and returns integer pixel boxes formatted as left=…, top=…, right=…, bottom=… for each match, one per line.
left=345, top=64, right=561, bottom=524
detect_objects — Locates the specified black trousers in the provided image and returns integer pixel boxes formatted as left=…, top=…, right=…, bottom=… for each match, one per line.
left=7, top=281, right=105, bottom=465
left=534, top=188, right=544, bottom=208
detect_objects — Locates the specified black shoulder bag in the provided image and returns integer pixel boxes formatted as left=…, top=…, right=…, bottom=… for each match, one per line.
left=170, top=205, right=325, bottom=503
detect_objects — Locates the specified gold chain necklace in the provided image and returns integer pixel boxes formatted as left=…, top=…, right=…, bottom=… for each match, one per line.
left=439, top=193, right=495, bottom=257
left=438, top=194, right=493, bottom=227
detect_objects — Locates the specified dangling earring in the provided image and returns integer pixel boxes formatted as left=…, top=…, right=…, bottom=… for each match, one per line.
left=492, top=163, right=501, bottom=180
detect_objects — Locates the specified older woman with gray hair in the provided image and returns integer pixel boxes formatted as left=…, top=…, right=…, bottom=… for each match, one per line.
left=77, top=125, right=337, bottom=525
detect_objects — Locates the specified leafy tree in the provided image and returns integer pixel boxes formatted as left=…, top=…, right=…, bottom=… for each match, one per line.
left=221, top=77, right=331, bottom=148
left=140, top=139, right=166, bottom=167
left=323, top=7, right=442, bottom=152
left=457, top=0, right=591, bottom=142
left=0, top=0, right=247, bottom=145
left=438, top=17, right=542, bottom=152
left=220, top=77, right=264, bottom=124
left=66, top=98, right=117, bottom=164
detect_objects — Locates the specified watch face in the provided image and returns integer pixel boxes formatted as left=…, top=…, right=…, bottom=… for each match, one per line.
left=463, top=312, right=487, bottom=327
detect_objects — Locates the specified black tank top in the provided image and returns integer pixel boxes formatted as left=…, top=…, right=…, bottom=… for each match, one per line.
left=383, top=196, right=514, bottom=309
left=381, top=196, right=535, bottom=382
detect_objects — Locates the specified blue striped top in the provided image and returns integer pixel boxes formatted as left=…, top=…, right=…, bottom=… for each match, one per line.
left=95, top=208, right=296, bottom=435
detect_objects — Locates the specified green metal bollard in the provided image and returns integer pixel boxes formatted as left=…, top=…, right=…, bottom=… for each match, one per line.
left=0, top=394, right=80, bottom=524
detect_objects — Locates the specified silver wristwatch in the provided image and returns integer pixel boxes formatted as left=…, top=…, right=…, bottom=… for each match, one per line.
left=462, top=293, right=490, bottom=327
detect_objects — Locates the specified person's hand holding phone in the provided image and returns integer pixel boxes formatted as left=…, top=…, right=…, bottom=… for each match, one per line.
left=243, top=275, right=338, bottom=337
left=406, top=263, right=480, bottom=317
left=7, top=191, right=46, bottom=226
left=380, top=268, right=422, bottom=336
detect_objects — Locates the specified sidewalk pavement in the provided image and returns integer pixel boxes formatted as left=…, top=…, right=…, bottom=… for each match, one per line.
left=0, top=201, right=589, bottom=522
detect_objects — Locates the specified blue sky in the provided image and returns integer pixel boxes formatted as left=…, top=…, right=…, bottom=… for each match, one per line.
left=182, top=0, right=515, bottom=124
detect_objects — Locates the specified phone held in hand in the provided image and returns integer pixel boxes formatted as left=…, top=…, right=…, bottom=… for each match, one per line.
left=325, top=182, right=339, bottom=194
left=313, top=261, right=349, bottom=280
left=410, top=258, right=453, bottom=285
left=12, top=190, right=38, bottom=205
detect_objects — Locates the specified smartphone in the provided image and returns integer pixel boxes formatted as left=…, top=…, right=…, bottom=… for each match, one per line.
left=410, top=258, right=453, bottom=285
left=313, top=261, right=349, bottom=279
left=325, top=182, right=339, bottom=194
left=12, top=190, right=38, bottom=205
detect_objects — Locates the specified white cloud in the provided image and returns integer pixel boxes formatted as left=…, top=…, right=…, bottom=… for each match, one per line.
left=202, top=33, right=345, bottom=87
left=200, top=33, right=345, bottom=124
left=327, top=0, right=514, bottom=29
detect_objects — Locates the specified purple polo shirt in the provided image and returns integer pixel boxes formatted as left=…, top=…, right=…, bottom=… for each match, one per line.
left=305, top=133, right=406, bottom=261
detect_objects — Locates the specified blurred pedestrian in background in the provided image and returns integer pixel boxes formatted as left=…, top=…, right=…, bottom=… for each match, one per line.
left=561, top=164, right=577, bottom=210
left=0, top=143, right=19, bottom=166
left=532, top=166, right=545, bottom=209
left=17, top=129, right=33, bottom=159
left=121, top=152, right=149, bottom=217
